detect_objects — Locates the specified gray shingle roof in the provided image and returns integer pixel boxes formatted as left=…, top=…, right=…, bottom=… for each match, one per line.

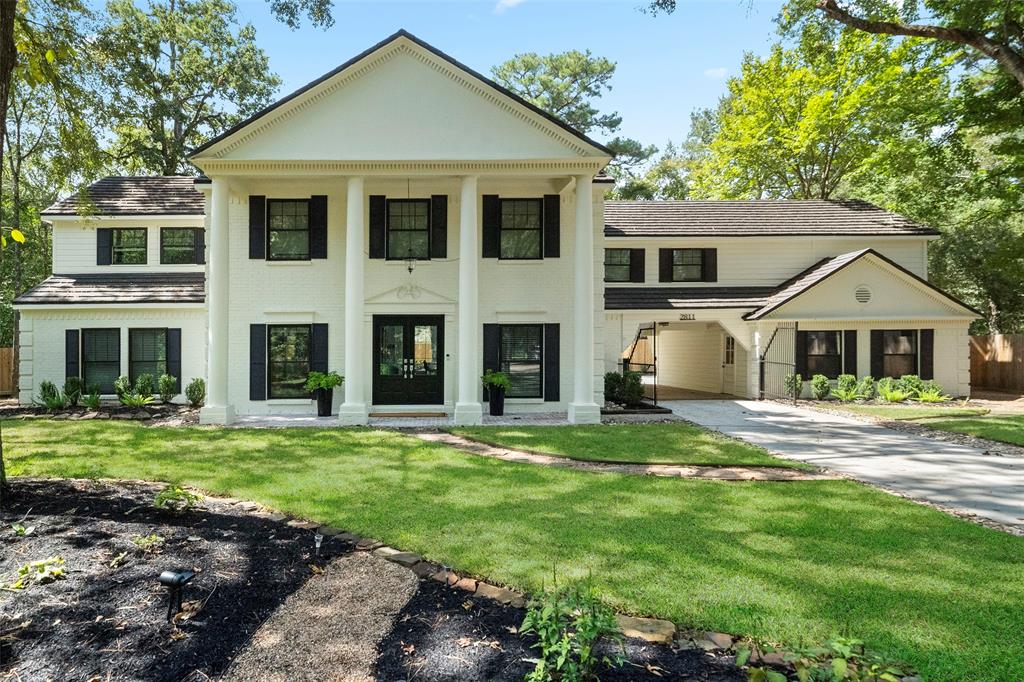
left=604, top=199, right=938, bottom=238
left=605, top=286, right=777, bottom=310
left=14, top=273, right=205, bottom=305
left=43, top=177, right=205, bottom=216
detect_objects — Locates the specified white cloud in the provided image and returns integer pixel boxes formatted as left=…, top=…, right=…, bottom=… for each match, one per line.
left=494, top=0, right=526, bottom=14
left=703, top=67, right=728, bottom=79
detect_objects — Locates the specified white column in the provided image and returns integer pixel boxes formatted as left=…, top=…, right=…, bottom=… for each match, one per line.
left=454, top=175, right=483, bottom=425
left=339, top=176, right=369, bottom=425
left=199, top=177, right=234, bottom=424
left=568, top=174, right=600, bottom=424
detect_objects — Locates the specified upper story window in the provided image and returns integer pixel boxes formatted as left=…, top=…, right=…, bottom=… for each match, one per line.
left=111, top=228, right=147, bottom=265
left=604, top=249, right=632, bottom=282
left=500, top=199, right=542, bottom=260
left=267, top=199, right=309, bottom=261
left=160, top=228, right=200, bottom=264
left=387, top=199, right=430, bottom=260
left=670, top=248, right=703, bottom=282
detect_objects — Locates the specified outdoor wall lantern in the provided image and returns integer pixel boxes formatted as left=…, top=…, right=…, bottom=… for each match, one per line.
left=158, top=569, right=196, bottom=622
left=404, top=255, right=416, bottom=275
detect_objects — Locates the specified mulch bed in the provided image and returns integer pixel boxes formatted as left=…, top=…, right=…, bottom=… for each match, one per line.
left=0, top=478, right=332, bottom=681
left=3, top=479, right=747, bottom=681
left=376, top=578, right=745, bottom=682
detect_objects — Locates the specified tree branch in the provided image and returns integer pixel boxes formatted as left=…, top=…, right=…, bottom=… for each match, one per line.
left=817, top=0, right=1024, bottom=88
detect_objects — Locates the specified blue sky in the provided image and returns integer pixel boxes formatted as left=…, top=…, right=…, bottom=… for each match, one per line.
left=238, top=0, right=784, bottom=149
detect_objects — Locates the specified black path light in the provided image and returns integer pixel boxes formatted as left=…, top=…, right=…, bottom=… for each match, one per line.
left=158, top=569, right=196, bottom=622
left=314, top=532, right=324, bottom=558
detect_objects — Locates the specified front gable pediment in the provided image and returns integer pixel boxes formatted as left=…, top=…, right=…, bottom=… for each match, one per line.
left=191, top=32, right=612, bottom=165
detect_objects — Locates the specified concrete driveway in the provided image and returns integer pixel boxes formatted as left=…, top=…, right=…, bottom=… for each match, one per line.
left=665, top=399, right=1024, bottom=529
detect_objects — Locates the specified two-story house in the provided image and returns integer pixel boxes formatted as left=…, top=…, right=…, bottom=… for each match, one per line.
left=13, top=31, right=978, bottom=424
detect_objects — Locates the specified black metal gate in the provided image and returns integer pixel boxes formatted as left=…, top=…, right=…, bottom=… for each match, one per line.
left=622, top=323, right=658, bottom=405
left=759, top=322, right=798, bottom=402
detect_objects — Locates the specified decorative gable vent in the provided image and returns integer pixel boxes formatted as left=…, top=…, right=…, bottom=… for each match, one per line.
left=854, top=285, right=872, bottom=304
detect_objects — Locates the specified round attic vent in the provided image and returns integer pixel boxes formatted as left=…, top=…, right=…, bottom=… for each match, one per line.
left=854, top=285, right=872, bottom=305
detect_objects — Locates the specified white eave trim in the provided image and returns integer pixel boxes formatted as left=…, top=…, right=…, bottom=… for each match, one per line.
left=15, top=302, right=206, bottom=311
left=41, top=214, right=205, bottom=221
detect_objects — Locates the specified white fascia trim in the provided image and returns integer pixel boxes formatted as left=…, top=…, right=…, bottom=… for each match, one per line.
left=604, top=234, right=939, bottom=242
left=42, top=214, right=205, bottom=221
left=14, top=303, right=206, bottom=312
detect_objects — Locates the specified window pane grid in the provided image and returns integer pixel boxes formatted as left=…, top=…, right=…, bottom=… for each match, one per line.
left=161, top=228, right=197, bottom=264
left=129, top=329, right=167, bottom=383
left=387, top=200, right=430, bottom=259
left=604, top=248, right=631, bottom=282
left=82, top=329, right=120, bottom=394
left=268, top=325, right=311, bottom=398
left=883, top=330, right=918, bottom=378
left=267, top=200, right=310, bottom=260
left=806, top=331, right=841, bottom=379
left=499, top=199, right=542, bottom=259
left=499, top=325, right=543, bottom=398
left=671, top=248, right=703, bottom=282
left=112, top=229, right=147, bottom=265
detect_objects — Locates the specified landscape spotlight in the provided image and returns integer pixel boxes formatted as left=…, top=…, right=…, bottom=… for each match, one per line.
left=158, top=569, right=196, bottom=622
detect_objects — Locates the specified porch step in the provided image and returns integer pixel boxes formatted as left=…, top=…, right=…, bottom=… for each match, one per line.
left=368, top=412, right=448, bottom=418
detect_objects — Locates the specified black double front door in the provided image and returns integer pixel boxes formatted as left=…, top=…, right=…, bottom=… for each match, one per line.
left=372, top=315, right=444, bottom=405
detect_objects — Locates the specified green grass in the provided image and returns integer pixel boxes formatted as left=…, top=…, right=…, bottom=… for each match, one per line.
left=925, top=414, right=1024, bottom=447
left=5, top=420, right=1024, bottom=682
left=452, top=423, right=806, bottom=468
left=831, top=404, right=991, bottom=421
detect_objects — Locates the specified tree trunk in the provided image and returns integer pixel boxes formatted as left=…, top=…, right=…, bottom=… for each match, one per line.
left=0, top=0, right=16, bottom=504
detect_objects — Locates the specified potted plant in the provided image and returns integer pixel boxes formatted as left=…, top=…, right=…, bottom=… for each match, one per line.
left=305, top=371, right=344, bottom=417
left=481, top=370, right=511, bottom=417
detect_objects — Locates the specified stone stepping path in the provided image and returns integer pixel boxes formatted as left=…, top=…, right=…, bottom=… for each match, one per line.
left=416, top=432, right=836, bottom=481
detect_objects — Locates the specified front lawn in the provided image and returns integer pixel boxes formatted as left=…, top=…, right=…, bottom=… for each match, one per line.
left=452, top=423, right=805, bottom=468
left=925, top=413, right=1024, bottom=447
left=830, top=404, right=990, bottom=421
left=5, top=420, right=1023, bottom=682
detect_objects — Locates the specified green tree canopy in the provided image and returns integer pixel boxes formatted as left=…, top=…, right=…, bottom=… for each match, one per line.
left=96, top=0, right=282, bottom=175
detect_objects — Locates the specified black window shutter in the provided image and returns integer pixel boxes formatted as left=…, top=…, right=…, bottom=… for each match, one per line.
left=920, top=329, right=934, bottom=380
left=482, top=323, right=500, bottom=401
left=250, top=324, right=267, bottom=401
left=249, top=196, right=266, bottom=259
left=703, top=248, right=718, bottom=282
left=311, top=323, right=328, bottom=373
left=795, top=330, right=808, bottom=377
left=544, top=323, right=560, bottom=401
left=309, top=195, right=328, bottom=259
left=629, top=249, right=645, bottom=283
left=369, top=195, right=386, bottom=259
left=194, top=229, right=206, bottom=265
left=543, top=194, right=560, bottom=258
left=430, top=195, right=448, bottom=259
left=482, top=195, right=500, bottom=258
left=96, top=229, right=112, bottom=265
left=843, top=330, right=857, bottom=376
left=166, top=328, right=182, bottom=392
left=870, top=330, right=884, bottom=379
left=65, top=329, right=80, bottom=380
left=658, top=249, right=673, bottom=282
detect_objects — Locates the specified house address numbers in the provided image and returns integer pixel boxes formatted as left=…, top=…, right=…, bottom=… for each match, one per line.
left=679, top=313, right=696, bottom=321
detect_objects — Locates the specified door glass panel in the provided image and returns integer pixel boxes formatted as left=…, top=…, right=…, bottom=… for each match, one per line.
left=412, top=324, right=438, bottom=376
left=379, top=325, right=404, bottom=377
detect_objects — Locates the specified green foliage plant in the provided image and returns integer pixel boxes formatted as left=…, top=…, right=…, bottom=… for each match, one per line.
left=158, top=374, right=177, bottom=403
left=153, top=484, right=203, bottom=512
left=62, top=377, right=83, bottom=407
left=877, top=378, right=911, bottom=403
left=855, top=376, right=876, bottom=401
left=831, top=374, right=860, bottom=401
left=521, top=576, right=625, bottom=682
left=185, top=378, right=206, bottom=407
left=783, top=373, right=803, bottom=400
left=131, top=533, right=165, bottom=554
left=481, top=370, right=512, bottom=391
left=604, top=371, right=644, bottom=408
left=304, top=370, right=343, bottom=392
left=3, top=556, right=66, bottom=590
left=811, top=374, right=832, bottom=400
left=113, top=375, right=132, bottom=399
left=898, top=374, right=924, bottom=398
left=38, top=380, right=58, bottom=403
left=134, top=373, right=154, bottom=397
left=119, top=393, right=155, bottom=408
left=83, top=387, right=102, bottom=410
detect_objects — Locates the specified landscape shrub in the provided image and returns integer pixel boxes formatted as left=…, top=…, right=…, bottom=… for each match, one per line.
left=39, top=380, right=58, bottom=402
left=120, top=393, right=155, bottom=408
left=62, top=377, right=84, bottom=407
left=603, top=371, right=643, bottom=408
left=783, top=373, right=802, bottom=400
left=810, top=374, right=831, bottom=400
left=744, top=635, right=913, bottom=682
left=913, top=379, right=950, bottom=403
left=185, top=378, right=206, bottom=407
left=113, top=375, right=132, bottom=399
left=521, top=578, right=624, bottom=682
left=83, top=389, right=102, bottom=410
left=854, top=375, right=875, bottom=400
left=158, top=374, right=177, bottom=403
left=898, top=374, right=924, bottom=397
left=36, top=381, right=68, bottom=412
left=831, top=374, right=859, bottom=401
left=603, top=371, right=622, bottom=404
left=153, top=484, right=203, bottom=512
left=134, top=373, right=154, bottom=397
left=878, top=378, right=911, bottom=403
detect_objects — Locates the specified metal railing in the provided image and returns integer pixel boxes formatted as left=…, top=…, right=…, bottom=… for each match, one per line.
left=759, top=322, right=798, bottom=402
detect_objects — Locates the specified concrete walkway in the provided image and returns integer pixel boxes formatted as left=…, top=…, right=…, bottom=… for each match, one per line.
left=665, top=400, right=1024, bottom=529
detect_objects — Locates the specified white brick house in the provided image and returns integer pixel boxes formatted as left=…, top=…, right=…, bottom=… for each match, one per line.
left=14, top=31, right=979, bottom=423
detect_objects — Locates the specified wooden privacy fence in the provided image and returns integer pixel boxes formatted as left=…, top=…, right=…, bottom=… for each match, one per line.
left=971, top=334, right=1024, bottom=393
left=0, top=347, right=12, bottom=396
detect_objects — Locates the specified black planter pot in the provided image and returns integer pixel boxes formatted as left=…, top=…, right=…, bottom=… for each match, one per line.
left=488, top=386, right=505, bottom=416
left=315, top=388, right=333, bottom=417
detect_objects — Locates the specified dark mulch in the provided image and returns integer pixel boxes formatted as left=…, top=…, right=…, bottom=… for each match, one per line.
left=0, top=478, right=340, bottom=682
left=376, top=578, right=745, bottom=682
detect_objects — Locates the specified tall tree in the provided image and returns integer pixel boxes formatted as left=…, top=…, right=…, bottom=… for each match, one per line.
left=685, top=29, right=949, bottom=199
left=491, top=50, right=657, bottom=186
left=96, top=0, right=282, bottom=175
